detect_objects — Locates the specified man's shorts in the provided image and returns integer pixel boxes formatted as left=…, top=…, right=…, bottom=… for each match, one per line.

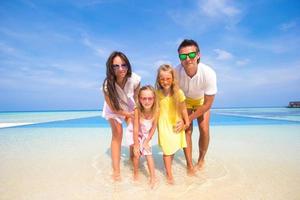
left=185, top=97, right=204, bottom=110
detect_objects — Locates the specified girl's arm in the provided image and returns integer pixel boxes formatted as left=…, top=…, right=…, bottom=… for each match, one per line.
left=144, top=110, right=159, bottom=144
left=104, top=93, right=133, bottom=119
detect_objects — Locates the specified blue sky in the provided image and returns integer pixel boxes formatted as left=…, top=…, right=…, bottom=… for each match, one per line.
left=0, top=0, right=300, bottom=111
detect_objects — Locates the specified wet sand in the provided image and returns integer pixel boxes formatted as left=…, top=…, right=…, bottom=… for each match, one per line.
left=0, top=125, right=299, bottom=199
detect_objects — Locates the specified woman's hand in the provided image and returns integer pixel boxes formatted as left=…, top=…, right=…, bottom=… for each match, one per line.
left=128, top=111, right=135, bottom=119
left=124, top=111, right=134, bottom=123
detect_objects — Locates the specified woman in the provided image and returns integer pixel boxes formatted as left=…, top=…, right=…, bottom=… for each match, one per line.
left=102, top=51, right=141, bottom=181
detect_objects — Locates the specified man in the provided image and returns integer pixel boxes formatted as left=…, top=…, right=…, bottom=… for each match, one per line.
left=176, top=39, right=217, bottom=173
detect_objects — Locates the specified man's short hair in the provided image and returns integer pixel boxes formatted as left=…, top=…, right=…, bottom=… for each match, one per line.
left=177, top=39, right=200, bottom=53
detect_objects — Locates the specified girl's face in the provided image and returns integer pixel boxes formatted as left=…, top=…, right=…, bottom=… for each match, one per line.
left=112, top=56, right=128, bottom=80
left=139, top=89, right=155, bottom=111
left=159, top=70, right=173, bottom=91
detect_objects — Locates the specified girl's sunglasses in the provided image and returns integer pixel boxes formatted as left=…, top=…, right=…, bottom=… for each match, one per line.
left=139, top=97, right=154, bottom=101
left=179, top=52, right=197, bottom=60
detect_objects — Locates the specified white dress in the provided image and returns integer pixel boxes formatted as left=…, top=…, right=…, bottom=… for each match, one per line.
left=102, top=73, right=140, bottom=123
left=126, top=118, right=153, bottom=156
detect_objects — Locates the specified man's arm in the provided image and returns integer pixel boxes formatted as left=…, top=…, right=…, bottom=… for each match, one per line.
left=189, top=94, right=215, bottom=121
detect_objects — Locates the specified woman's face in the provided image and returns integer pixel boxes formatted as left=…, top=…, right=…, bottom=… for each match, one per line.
left=112, top=56, right=128, bottom=80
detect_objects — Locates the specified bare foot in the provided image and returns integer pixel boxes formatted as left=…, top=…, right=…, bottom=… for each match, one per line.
left=149, top=177, right=157, bottom=189
left=187, top=166, right=196, bottom=176
left=111, top=173, right=121, bottom=182
left=166, top=176, right=174, bottom=185
left=133, top=172, right=139, bottom=181
left=196, top=160, right=205, bottom=171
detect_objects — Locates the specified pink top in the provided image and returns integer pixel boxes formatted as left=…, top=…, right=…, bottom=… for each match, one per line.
left=125, top=117, right=153, bottom=156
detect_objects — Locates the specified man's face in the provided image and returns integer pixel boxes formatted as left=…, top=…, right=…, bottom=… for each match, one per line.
left=178, top=45, right=200, bottom=70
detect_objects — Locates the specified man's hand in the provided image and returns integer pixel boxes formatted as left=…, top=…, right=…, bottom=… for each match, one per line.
left=173, top=120, right=185, bottom=133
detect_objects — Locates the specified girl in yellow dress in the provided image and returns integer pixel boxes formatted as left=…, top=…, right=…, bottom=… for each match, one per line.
left=155, top=64, right=190, bottom=184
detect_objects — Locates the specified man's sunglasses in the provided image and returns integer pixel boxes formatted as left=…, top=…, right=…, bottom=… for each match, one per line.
left=179, top=52, right=197, bottom=60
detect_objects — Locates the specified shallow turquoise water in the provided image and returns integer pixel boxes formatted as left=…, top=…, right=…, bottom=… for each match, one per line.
left=0, top=107, right=299, bottom=129
left=0, top=108, right=299, bottom=199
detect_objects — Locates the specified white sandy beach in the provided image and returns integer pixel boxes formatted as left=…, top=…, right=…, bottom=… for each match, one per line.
left=0, top=111, right=101, bottom=129
left=0, top=122, right=34, bottom=128
left=0, top=125, right=299, bottom=200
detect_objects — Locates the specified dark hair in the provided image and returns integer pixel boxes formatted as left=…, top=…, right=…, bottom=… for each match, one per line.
left=177, top=39, right=200, bottom=63
left=103, top=51, right=132, bottom=111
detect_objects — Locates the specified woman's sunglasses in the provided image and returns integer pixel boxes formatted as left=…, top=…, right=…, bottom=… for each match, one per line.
left=112, top=64, right=128, bottom=69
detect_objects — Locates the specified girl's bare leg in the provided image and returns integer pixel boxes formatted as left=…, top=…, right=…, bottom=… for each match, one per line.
left=163, top=154, right=174, bottom=184
left=145, top=155, right=156, bottom=187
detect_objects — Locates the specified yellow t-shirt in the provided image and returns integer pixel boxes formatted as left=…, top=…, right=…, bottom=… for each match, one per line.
left=157, top=89, right=187, bottom=155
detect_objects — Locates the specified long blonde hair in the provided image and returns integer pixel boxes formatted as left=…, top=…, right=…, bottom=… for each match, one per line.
left=136, top=85, right=159, bottom=119
left=155, top=64, right=181, bottom=116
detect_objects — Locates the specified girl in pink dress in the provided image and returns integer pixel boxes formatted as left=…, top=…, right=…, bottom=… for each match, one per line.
left=126, top=85, right=159, bottom=188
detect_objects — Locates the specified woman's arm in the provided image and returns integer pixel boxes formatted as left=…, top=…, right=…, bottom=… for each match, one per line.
left=133, top=109, right=140, bottom=156
left=133, top=83, right=141, bottom=103
left=133, top=108, right=140, bottom=145
left=104, top=93, right=133, bottom=118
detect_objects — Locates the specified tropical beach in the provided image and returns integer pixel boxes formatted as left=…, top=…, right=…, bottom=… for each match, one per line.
left=0, top=108, right=299, bottom=199
left=1, top=1, right=300, bottom=200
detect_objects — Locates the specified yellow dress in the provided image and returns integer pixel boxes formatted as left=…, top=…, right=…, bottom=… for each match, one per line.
left=157, top=89, right=187, bottom=155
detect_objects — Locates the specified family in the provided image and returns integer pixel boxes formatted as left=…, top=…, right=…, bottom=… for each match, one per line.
left=102, top=39, right=217, bottom=186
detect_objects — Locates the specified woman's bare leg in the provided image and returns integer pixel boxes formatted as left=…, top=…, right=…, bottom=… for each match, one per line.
left=109, top=119, right=123, bottom=181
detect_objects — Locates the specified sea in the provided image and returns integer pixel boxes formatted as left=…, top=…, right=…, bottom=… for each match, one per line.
left=0, top=107, right=299, bottom=199
left=0, top=107, right=299, bottom=128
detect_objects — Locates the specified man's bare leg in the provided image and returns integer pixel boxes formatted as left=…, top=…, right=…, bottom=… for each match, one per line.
left=183, top=109, right=195, bottom=175
left=196, top=110, right=210, bottom=170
